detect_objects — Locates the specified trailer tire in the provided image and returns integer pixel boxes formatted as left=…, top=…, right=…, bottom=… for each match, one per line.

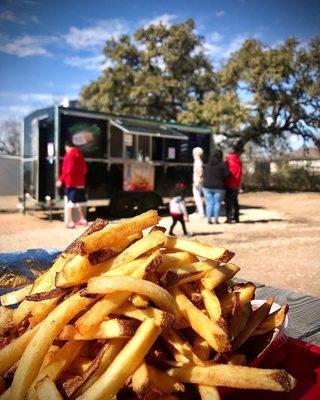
left=109, top=193, right=137, bottom=218
left=138, top=192, right=163, bottom=213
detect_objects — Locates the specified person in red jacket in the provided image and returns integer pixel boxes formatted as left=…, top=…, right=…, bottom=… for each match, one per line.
left=56, top=140, right=88, bottom=228
left=225, top=147, right=243, bottom=223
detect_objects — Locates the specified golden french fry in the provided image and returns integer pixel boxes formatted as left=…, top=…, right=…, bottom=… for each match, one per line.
left=9, top=293, right=94, bottom=400
left=253, top=305, right=289, bottom=336
left=171, top=287, right=230, bottom=353
left=162, top=329, right=206, bottom=366
left=165, top=237, right=234, bottom=262
left=167, top=364, right=296, bottom=391
left=67, top=356, right=92, bottom=375
left=131, top=294, right=149, bottom=309
left=199, top=284, right=222, bottom=322
left=229, top=302, right=251, bottom=340
left=35, top=376, right=63, bottom=400
left=110, top=229, right=165, bottom=268
left=77, top=318, right=161, bottom=400
left=27, top=341, right=84, bottom=400
left=220, top=282, right=256, bottom=315
left=76, top=250, right=162, bottom=333
left=232, top=298, right=274, bottom=350
left=0, top=324, right=40, bottom=375
left=87, top=276, right=183, bottom=323
left=199, top=386, right=221, bottom=400
left=148, top=365, right=184, bottom=394
left=158, top=252, right=198, bottom=273
left=132, top=362, right=150, bottom=396
left=0, top=285, right=33, bottom=307
left=161, top=261, right=215, bottom=287
left=59, top=319, right=138, bottom=340
left=80, top=210, right=160, bottom=254
left=115, top=302, right=174, bottom=329
left=227, top=354, right=247, bottom=365
left=201, top=263, right=240, bottom=290
left=0, top=307, right=13, bottom=335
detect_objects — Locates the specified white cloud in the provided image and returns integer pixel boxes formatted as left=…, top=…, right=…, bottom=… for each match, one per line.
left=0, top=10, right=17, bottom=22
left=64, top=55, right=112, bottom=71
left=64, top=19, right=127, bottom=50
left=207, top=31, right=224, bottom=43
left=216, top=10, right=225, bottom=17
left=144, top=14, right=177, bottom=28
left=0, top=10, right=39, bottom=24
left=204, top=34, right=253, bottom=64
left=0, top=34, right=53, bottom=57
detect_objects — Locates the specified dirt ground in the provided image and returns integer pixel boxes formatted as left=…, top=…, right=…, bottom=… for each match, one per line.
left=0, top=192, right=319, bottom=296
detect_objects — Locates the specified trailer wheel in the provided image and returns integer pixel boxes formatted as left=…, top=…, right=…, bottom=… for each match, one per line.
left=138, top=192, right=163, bottom=213
left=109, top=193, right=137, bottom=218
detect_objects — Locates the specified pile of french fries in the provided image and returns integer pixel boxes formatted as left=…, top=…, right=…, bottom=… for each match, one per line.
left=0, top=210, right=295, bottom=400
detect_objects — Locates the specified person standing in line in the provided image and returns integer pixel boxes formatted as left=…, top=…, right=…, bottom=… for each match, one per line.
left=202, top=149, right=229, bottom=224
left=56, top=140, right=88, bottom=229
left=169, top=183, right=190, bottom=236
left=225, top=146, right=243, bottom=223
left=192, top=147, right=205, bottom=218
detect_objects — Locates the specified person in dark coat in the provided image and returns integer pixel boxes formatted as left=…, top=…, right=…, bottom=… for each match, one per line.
left=225, top=147, right=243, bottom=223
left=203, top=149, right=230, bottom=224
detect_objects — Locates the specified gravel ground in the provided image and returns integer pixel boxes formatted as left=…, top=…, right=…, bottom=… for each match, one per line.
left=0, top=192, right=319, bottom=296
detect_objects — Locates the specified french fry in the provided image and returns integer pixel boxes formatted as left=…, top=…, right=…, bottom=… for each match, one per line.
left=201, top=263, right=240, bottom=290
left=74, top=339, right=126, bottom=397
left=228, top=354, right=247, bottom=365
left=110, top=229, right=165, bottom=268
left=198, top=385, right=221, bottom=400
left=165, top=237, right=234, bottom=262
left=171, top=287, right=230, bottom=353
left=115, top=302, right=174, bottom=329
left=27, top=341, right=84, bottom=400
left=148, top=365, right=184, bottom=394
left=161, top=261, right=215, bottom=287
left=158, top=252, right=198, bottom=273
left=77, top=318, right=161, bottom=400
left=168, top=364, right=296, bottom=392
left=56, top=232, right=142, bottom=288
left=9, top=293, right=94, bottom=400
left=132, top=362, right=150, bottom=396
left=0, top=377, right=5, bottom=395
left=220, top=282, right=256, bottom=315
left=0, top=285, right=33, bottom=307
left=0, top=324, right=40, bottom=374
left=232, top=298, right=274, bottom=350
left=59, top=319, right=138, bottom=340
left=87, top=275, right=183, bottom=323
left=80, top=210, right=160, bottom=254
left=229, top=302, right=251, bottom=340
left=67, top=356, right=92, bottom=375
left=193, top=336, right=211, bottom=361
left=75, top=250, right=162, bottom=333
left=199, top=284, right=222, bottom=322
left=35, top=377, right=63, bottom=400
left=131, top=294, right=149, bottom=309
left=253, top=305, right=289, bottom=336
left=0, top=307, right=13, bottom=335
left=162, top=329, right=205, bottom=366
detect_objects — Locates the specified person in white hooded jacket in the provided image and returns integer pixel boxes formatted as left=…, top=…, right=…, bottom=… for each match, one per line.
left=192, top=147, right=205, bottom=218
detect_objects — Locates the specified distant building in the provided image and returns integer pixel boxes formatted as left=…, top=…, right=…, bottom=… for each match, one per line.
left=270, top=147, right=320, bottom=174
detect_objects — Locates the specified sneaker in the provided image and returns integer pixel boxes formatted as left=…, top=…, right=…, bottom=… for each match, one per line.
left=66, top=222, right=75, bottom=229
left=207, top=220, right=213, bottom=225
left=76, top=218, right=88, bottom=226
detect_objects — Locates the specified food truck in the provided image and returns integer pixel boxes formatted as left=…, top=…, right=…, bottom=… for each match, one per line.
left=23, top=105, right=212, bottom=216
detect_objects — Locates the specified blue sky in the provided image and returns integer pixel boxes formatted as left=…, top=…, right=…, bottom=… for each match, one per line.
left=0, top=0, right=319, bottom=122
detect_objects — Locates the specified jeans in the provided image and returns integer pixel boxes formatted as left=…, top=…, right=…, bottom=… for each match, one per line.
left=203, top=188, right=225, bottom=222
left=192, top=183, right=205, bottom=216
left=225, top=188, right=240, bottom=222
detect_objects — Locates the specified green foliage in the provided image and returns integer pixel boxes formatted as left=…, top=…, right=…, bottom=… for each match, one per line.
left=81, top=19, right=319, bottom=152
left=81, top=19, right=214, bottom=120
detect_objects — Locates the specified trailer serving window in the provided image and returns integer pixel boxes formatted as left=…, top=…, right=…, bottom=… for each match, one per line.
left=110, top=118, right=188, bottom=162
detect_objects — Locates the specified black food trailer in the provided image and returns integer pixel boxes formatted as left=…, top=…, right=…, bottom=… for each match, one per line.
left=23, top=105, right=212, bottom=216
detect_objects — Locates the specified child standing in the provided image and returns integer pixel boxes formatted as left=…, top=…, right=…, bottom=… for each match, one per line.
left=169, top=184, right=189, bottom=236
